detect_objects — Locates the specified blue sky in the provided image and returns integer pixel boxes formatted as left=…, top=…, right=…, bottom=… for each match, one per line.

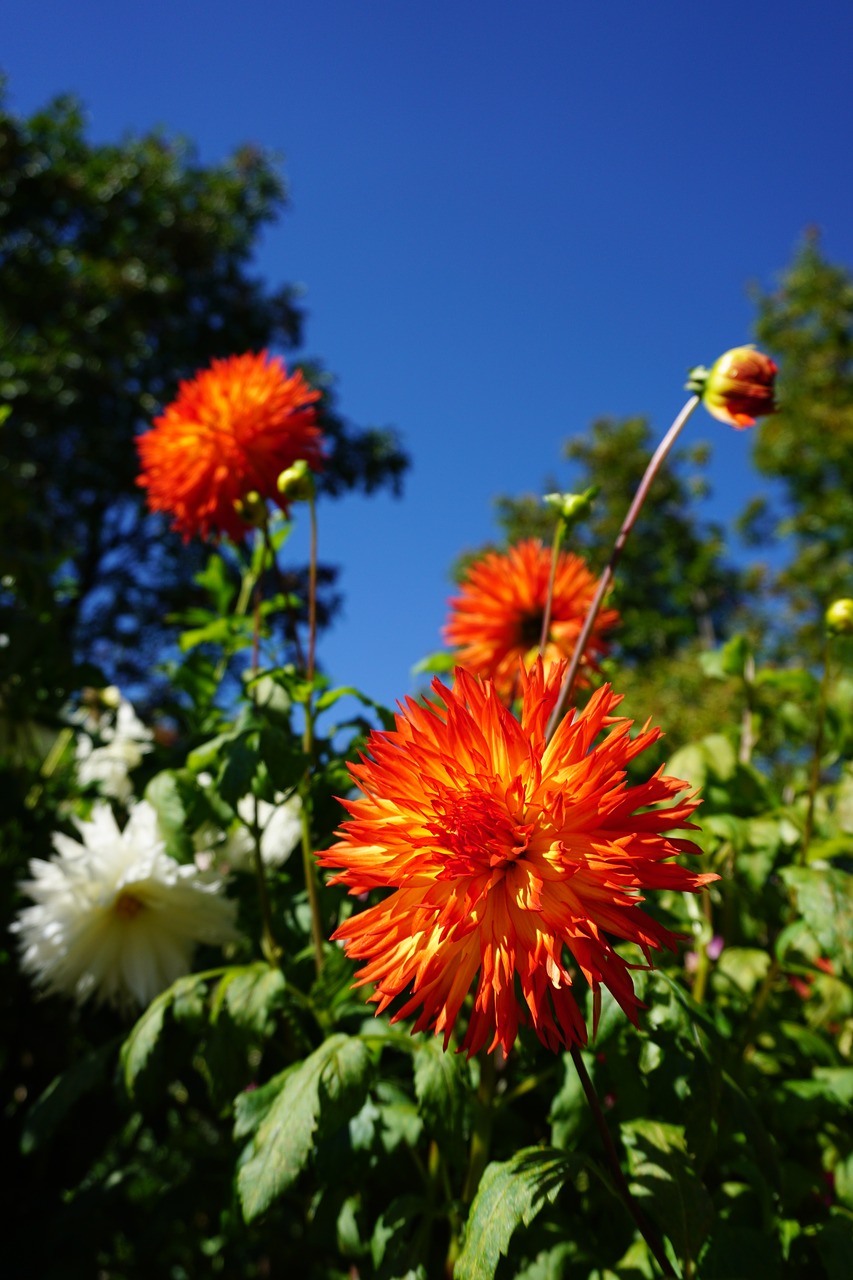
left=5, top=1, right=853, bottom=710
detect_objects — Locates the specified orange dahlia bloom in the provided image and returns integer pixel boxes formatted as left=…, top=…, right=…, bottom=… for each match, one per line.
left=443, top=539, right=618, bottom=701
left=137, top=351, right=324, bottom=541
left=320, top=660, right=712, bottom=1057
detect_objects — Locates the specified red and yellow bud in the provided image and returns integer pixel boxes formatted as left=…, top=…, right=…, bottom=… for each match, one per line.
left=687, top=345, right=778, bottom=429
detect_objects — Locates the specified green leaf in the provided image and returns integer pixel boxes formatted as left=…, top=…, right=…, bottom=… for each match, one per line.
left=411, top=650, right=457, bottom=676
left=455, top=1147, right=581, bottom=1280
left=370, top=1195, right=430, bottom=1277
left=21, top=1038, right=119, bottom=1154
left=715, top=947, right=772, bottom=994
left=780, top=865, right=853, bottom=977
left=194, top=552, right=237, bottom=613
left=144, top=769, right=193, bottom=861
left=214, top=964, right=288, bottom=1036
left=236, top=1033, right=372, bottom=1221
left=179, top=616, right=240, bottom=653
left=412, top=1038, right=467, bottom=1155
left=218, top=735, right=259, bottom=807
left=621, top=1119, right=714, bottom=1267
left=120, top=973, right=208, bottom=1095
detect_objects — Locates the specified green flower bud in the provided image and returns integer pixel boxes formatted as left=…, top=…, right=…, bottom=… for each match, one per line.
left=825, top=598, right=853, bottom=636
left=277, top=459, right=315, bottom=502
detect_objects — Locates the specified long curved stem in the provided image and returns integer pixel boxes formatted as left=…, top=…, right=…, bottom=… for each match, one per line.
left=571, top=1046, right=675, bottom=1276
left=546, top=395, right=700, bottom=740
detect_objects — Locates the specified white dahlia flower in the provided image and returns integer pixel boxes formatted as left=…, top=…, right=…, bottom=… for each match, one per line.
left=14, top=801, right=238, bottom=1009
left=74, top=689, right=153, bottom=803
left=219, top=792, right=304, bottom=871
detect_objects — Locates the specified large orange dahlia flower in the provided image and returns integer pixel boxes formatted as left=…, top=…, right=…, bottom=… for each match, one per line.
left=320, top=660, right=712, bottom=1057
left=443, top=539, right=618, bottom=701
left=137, top=351, right=324, bottom=541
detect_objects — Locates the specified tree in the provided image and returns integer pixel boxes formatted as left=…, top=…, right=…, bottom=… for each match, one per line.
left=0, top=86, right=408, bottom=719
left=747, top=232, right=853, bottom=636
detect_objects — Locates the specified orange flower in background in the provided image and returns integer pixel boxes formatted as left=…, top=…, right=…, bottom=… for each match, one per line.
left=687, top=345, right=778, bottom=429
left=443, top=539, right=618, bottom=701
left=137, top=351, right=324, bottom=541
left=320, top=660, right=712, bottom=1057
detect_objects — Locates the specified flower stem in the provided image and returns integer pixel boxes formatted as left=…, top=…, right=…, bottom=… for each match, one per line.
left=801, top=635, right=831, bottom=863
left=546, top=395, right=700, bottom=740
left=301, top=489, right=325, bottom=975
left=251, top=794, right=282, bottom=967
left=571, top=1045, right=675, bottom=1277
left=538, top=515, right=566, bottom=653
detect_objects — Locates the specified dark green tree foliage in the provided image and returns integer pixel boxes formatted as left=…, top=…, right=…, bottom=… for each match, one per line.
left=492, top=416, right=743, bottom=665
left=0, top=87, right=408, bottom=711
left=748, top=233, right=853, bottom=626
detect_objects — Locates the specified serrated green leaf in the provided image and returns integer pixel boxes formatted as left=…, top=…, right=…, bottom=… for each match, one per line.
left=216, top=964, right=287, bottom=1036
left=622, top=1119, right=714, bottom=1267
left=236, top=1033, right=372, bottom=1221
left=455, top=1147, right=580, bottom=1280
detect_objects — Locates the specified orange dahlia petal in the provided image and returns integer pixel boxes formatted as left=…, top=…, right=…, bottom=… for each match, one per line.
left=443, top=539, right=618, bottom=701
left=136, top=350, right=324, bottom=542
left=319, top=659, right=714, bottom=1056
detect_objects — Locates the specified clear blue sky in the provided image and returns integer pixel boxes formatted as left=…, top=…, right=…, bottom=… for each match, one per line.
left=5, top=1, right=853, bottom=710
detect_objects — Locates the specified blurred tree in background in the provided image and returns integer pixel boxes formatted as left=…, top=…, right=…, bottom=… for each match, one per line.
left=745, top=232, right=853, bottom=646
left=0, top=85, right=408, bottom=730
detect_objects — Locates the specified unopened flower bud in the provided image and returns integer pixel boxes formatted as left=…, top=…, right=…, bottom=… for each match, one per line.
left=543, top=485, right=600, bottom=526
left=687, top=346, right=778, bottom=429
left=277, top=459, right=315, bottom=502
left=825, top=598, right=853, bottom=636
left=233, top=491, right=267, bottom=528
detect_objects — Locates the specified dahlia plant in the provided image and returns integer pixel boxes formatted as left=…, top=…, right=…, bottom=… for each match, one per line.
left=11, top=345, right=853, bottom=1280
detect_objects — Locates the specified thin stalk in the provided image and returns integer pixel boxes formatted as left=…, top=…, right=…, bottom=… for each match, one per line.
left=251, top=794, right=282, bottom=966
left=571, top=1046, right=676, bottom=1277
left=307, top=490, right=319, bottom=682
left=801, top=636, right=831, bottom=863
left=546, top=395, right=700, bottom=740
left=538, top=516, right=566, bottom=653
left=300, top=489, right=325, bottom=974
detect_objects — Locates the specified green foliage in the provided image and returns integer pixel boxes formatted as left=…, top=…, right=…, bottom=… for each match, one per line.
left=749, top=232, right=853, bottom=637
left=236, top=1033, right=373, bottom=1220
left=456, top=1148, right=585, bottom=1280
